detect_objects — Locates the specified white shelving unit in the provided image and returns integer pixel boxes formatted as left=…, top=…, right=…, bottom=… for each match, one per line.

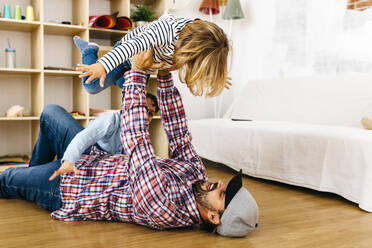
left=0, top=0, right=169, bottom=158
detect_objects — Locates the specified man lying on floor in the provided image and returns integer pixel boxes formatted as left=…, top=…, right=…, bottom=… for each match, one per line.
left=0, top=50, right=258, bottom=237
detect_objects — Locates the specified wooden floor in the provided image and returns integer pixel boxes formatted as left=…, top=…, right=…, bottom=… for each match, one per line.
left=1, top=160, right=372, bottom=248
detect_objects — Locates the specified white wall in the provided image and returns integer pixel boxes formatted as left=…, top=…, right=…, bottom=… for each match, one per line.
left=172, top=0, right=276, bottom=119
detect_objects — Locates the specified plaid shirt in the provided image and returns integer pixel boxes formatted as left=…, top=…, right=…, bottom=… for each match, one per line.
left=51, top=71, right=207, bottom=230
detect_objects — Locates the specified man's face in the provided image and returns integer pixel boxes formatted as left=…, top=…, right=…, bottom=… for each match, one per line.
left=146, top=97, right=156, bottom=122
left=193, top=180, right=227, bottom=218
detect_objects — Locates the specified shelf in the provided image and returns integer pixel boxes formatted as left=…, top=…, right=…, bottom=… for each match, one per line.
left=0, top=18, right=40, bottom=32
left=0, top=117, right=39, bottom=121
left=44, top=70, right=81, bottom=76
left=89, top=27, right=129, bottom=39
left=0, top=0, right=169, bottom=158
left=0, top=68, right=41, bottom=74
left=44, top=23, right=87, bottom=35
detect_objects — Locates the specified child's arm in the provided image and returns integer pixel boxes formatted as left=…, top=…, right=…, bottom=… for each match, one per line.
left=76, top=19, right=171, bottom=85
left=61, top=111, right=121, bottom=165
left=98, top=19, right=170, bottom=72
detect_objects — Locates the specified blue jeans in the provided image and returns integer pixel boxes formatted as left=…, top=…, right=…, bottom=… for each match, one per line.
left=82, top=41, right=131, bottom=94
left=0, top=160, right=62, bottom=212
left=0, top=104, right=90, bottom=212
left=29, top=104, right=90, bottom=167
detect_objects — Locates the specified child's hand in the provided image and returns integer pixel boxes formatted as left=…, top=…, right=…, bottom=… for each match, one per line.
left=49, top=161, right=80, bottom=181
left=225, top=77, right=232, bottom=90
left=76, top=63, right=107, bottom=87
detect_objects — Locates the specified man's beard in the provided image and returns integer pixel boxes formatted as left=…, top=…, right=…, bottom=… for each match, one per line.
left=192, top=180, right=218, bottom=211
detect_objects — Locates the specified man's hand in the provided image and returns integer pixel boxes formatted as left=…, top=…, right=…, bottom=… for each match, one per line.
left=76, top=62, right=107, bottom=87
left=49, top=161, right=80, bottom=181
left=158, top=66, right=176, bottom=77
left=132, top=49, right=166, bottom=71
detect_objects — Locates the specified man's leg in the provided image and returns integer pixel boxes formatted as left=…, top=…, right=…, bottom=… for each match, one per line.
left=0, top=160, right=62, bottom=212
left=75, top=37, right=130, bottom=94
left=29, top=104, right=85, bottom=167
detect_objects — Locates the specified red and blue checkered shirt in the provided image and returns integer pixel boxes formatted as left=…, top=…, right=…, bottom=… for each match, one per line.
left=51, top=70, right=207, bottom=229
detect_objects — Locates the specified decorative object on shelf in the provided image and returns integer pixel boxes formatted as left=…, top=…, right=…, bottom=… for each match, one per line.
left=26, top=6, right=34, bottom=21
left=89, top=11, right=118, bottom=29
left=71, top=111, right=86, bottom=117
left=131, top=5, right=155, bottom=27
left=5, top=47, right=16, bottom=68
left=167, top=0, right=192, bottom=12
left=199, top=0, right=220, bottom=21
left=5, top=39, right=16, bottom=68
left=14, top=5, right=22, bottom=20
left=114, top=16, right=133, bottom=30
left=5, top=105, right=29, bottom=117
left=3, top=4, right=11, bottom=19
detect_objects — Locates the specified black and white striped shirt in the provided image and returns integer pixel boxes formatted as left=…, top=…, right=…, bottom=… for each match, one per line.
left=98, top=14, right=193, bottom=73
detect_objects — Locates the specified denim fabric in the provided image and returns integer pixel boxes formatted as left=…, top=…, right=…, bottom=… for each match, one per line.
left=0, top=104, right=95, bottom=212
left=81, top=41, right=131, bottom=94
left=29, top=104, right=90, bottom=167
left=0, top=160, right=62, bottom=212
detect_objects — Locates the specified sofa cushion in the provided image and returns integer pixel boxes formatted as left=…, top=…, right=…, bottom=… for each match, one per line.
left=228, top=73, right=372, bottom=127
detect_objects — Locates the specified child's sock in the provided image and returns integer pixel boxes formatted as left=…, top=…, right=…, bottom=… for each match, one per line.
left=73, top=36, right=99, bottom=52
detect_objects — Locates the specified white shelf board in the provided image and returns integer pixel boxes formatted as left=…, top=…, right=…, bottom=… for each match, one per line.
left=44, top=69, right=81, bottom=76
left=44, top=23, right=87, bottom=35
left=0, top=18, right=40, bottom=32
left=0, top=68, right=41, bottom=74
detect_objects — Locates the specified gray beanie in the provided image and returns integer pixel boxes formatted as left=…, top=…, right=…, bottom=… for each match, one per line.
left=216, top=170, right=259, bottom=237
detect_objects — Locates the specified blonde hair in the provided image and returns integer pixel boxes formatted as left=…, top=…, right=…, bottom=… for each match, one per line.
left=174, top=20, right=229, bottom=97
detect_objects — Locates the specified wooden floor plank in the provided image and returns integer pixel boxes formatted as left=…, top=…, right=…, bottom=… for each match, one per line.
left=0, top=160, right=371, bottom=248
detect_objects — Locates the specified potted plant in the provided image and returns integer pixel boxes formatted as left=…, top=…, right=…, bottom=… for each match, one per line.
left=130, top=5, right=155, bottom=27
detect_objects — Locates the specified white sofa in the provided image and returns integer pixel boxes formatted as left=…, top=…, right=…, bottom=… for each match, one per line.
left=189, top=73, right=372, bottom=212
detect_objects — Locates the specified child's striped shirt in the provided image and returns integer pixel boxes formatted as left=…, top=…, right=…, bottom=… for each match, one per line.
left=98, top=14, right=193, bottom=73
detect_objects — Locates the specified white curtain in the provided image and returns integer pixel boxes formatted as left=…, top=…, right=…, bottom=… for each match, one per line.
left=263, top=0, right=372, bottom=77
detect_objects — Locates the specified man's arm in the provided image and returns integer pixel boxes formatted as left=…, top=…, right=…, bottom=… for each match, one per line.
left=120, top=69, right=196, bottom=229
left=62, top=111, right=120, bottom=164
left=156, top=73, right=204, bottom=168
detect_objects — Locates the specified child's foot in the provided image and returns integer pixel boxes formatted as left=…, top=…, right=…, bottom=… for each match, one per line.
left=73, top=36, right=99, bottom=52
